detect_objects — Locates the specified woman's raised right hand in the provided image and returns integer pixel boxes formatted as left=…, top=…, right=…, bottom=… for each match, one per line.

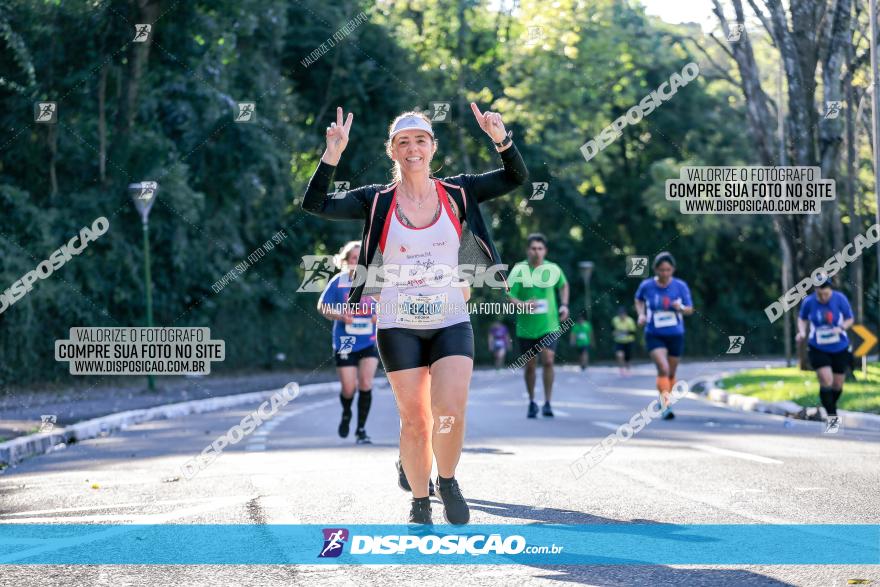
left=323, top=107, right=354, bottom=165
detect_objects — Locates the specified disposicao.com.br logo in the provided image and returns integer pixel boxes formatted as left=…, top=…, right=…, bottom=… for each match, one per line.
left=318, top=527, right=562, bottom=558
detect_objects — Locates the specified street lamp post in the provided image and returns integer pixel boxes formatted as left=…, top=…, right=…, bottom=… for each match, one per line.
left=578, top=261, right=594, bottom=322
left=129, top=181, right=158, bottom=392
left=870, top=0, right=880, bottom=328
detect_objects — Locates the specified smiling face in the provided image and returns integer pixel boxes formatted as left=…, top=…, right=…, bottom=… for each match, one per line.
left=391, top=130, right=436, bottom=179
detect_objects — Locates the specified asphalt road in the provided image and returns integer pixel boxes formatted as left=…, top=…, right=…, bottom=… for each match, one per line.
left=1, top=360, right=878, bottom=586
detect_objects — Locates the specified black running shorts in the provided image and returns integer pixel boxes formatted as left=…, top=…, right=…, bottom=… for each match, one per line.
left=334, top=344, right=379, bottom=367
left=808, top=346, right=850, bottom=374
left=517, top=333, right=559, bottom=356
left=615, top=342, right=633, bottom=361
left=376, top=321, right=474, bottom=372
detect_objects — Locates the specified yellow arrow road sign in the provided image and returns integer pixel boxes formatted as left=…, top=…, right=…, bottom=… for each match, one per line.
left=851, top=324, right=877, bottom=358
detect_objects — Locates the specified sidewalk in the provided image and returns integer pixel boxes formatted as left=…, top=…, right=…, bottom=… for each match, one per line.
left=0, top=369, right=339, bottom=443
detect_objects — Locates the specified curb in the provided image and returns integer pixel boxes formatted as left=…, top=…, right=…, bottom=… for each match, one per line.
left=691, top=375, right=880, bottom=431
left=0, top=379, right=369, bottom=470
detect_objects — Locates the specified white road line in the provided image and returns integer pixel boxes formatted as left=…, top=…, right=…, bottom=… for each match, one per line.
left=602, top=464, right=877, bottom=554
left=0, top=497, right=222, bottom=518
left=243, top=398, right=338, bottom=451
left=0, top=495, right=255, bottom=563
left=592, top=421, right=621, bottom=431
left=0, top=495, right=252, bottom=525
left=499, top=400, right=620, bottom=411
left=542, top=401, right=626, bottom=410
left=256, top=495, right=301, bottom=525
left=605, top=464, right=791, bottom=525
left=597, top=387, right=661, bottom=397
left=690, top=443, right=783, bottom=464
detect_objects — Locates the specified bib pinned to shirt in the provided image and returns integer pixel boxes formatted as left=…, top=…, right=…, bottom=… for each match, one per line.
left=532, top=299, right=549, bottom=314
left=396, top=292, right=448, bottom=326
left=652, top=311, right=678, bottom=329
left=815, top=326, right=840, bottom=345
left=345, top=316, right=373, bottom=335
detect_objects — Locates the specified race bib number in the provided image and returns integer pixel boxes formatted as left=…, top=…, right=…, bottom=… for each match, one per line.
left=345, top=316, right=373, bottom=335
left=815, top=326, right=840, bottom=345
left=652, top=311, right=678, bottom=329
left=397, top=293, right=447, bottom=326
left=533, top=299, right=549, bottom=314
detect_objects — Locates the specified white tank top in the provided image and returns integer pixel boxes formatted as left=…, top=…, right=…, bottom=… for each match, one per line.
left=377, top=180, right=470, bottom=330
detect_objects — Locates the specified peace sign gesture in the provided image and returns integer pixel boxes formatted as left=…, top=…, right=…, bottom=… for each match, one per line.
left=470, top=102, right=508, bottom=143
left=323, top=106, right=354, bottom=166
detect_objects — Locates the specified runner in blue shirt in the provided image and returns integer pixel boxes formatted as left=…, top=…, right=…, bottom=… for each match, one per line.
left=318, top=241, right=379, bottom=444
left=797, top=277, right=854, bottom=432
left=488, top=320, right=512, bottom=371
left=634, top=252, right=694, bottom=420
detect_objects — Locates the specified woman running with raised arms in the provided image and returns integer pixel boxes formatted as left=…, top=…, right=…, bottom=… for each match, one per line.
left=302, top=104, right=528, bottom=524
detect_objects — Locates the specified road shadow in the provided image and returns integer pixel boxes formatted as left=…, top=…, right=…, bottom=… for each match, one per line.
left=461, top=447, right=515, bottom=455
left=460, top=500, right=794, bottom=585
left=466, top=497, right=619, bottom=525
left=519, top=565, right=794, bottom=586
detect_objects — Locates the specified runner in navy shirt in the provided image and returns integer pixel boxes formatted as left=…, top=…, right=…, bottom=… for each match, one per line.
left=488, top=321, right=511, bottom=370
left=635, top=252, right=694, bottom=420
left=318, top=241, right=379, bottom=444
left=797, top=278, right=854, bottom=432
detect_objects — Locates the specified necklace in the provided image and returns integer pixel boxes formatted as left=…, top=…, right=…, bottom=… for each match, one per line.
left=400, top=180, right=434, bottom=209
left=397, top=194, right=441, bottom=227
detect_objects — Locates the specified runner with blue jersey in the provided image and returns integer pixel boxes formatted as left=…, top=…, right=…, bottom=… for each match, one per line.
left=634, top=252, right=694, bottom=420
left=318, top=241, right=379, bottom=445
left=797, top=277, right=854, bottom=433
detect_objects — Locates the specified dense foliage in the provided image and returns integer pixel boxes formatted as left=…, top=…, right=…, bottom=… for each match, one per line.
left=0, top=0, right=874, bottom=388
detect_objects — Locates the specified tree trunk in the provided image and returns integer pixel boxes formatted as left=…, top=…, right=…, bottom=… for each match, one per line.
left=117, top=1, right=160, bottom=141
left=48, top=124, right=58, bottom=199
left=775, top=218, right=794, bottom=365
left=98, top=64, right=108, bottom=184
left=845, top=52, right=864, bottom=321
left=712, top=0, right=855, bottom=340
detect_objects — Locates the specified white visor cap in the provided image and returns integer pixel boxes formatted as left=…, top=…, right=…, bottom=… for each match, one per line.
left=389, top=116, right=434, bottom=140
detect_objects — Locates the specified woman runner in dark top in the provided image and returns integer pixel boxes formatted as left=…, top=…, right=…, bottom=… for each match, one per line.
left=302, top=104, right=528, bottom=525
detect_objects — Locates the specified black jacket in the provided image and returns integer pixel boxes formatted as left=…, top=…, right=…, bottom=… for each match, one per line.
left=301, top=143, right=529, bottom=304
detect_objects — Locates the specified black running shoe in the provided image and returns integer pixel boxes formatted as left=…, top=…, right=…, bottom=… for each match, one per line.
left=355, top=429, right=372, bottom=444
left=338, top=411, right=352, bottom=438
left=542, top=402, right=554, bottom=417
left=408, top=498, right=433, bottom=525
left=436, top=476, right=470, bottom=525
left=662, top=408, right=675, bottom=420
left=396, top=460, right=435, bottom=495
left=527, top=401, right=539, bottom=419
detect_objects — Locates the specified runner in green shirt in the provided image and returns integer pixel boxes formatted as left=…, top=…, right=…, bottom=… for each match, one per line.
left=570, top=315, right=592, bottom=371
left=612, top=306, right=637, bottom=376
left=508, top=234, right=569, bottom=419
